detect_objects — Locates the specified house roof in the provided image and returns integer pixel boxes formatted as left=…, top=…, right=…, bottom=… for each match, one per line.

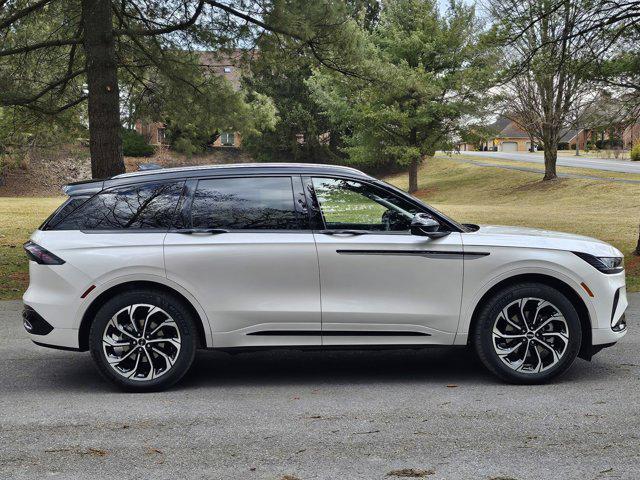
left=559, top=129, right=579, bottom=143
left=197, top=49, right=251, bottom=90
left=486, top=116, right=530, bottom=139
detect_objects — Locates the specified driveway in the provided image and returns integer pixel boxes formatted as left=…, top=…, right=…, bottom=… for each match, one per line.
left=462, top=151, right=640, bottom=174
left=1, top=297, right=639, bottom=480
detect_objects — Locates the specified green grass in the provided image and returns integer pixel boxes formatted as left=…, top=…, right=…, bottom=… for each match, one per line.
left=0, top=197, right=63, bottom=300
left=0, top=155, right=639, bottom=300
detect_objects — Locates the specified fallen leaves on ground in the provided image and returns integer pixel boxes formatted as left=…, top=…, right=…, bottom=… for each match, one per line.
left=387, top=468, right=435, bottom=477
left=44, top=446, right=108, bottom=457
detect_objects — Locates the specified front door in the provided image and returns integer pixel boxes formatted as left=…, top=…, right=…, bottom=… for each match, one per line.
left=164, top=176, right=321, bottom=348
left=308, top=177, right=464, bottom=346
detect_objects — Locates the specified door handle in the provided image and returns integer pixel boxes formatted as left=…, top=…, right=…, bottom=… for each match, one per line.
left=318, top=229, right=370, bottom=235
left=177, top=228, right=229, bottom=235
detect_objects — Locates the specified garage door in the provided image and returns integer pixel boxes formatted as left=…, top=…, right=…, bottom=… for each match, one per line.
left=502, top=142, right=518, bottom=152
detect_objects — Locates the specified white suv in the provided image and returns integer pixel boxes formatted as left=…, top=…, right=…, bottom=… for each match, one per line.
left=23, top=163, right=627, bottom=391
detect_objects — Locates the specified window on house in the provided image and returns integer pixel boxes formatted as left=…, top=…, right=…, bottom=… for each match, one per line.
left=220, top=132, right=235, bottom=146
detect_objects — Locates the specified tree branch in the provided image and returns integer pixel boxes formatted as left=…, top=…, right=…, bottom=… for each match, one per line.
left=0, top=37, right=82, bottom=57
left=113, top=0, right=205, bottom=37
left=1, top=68, right=86, bottom=106
left=0, top=0, right=53, bottom=30
left=25, top=94, right=89, bottom=115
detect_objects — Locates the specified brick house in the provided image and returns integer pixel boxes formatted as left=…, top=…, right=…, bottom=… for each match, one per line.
left=459, top=116, right=534, bottom=152
left=623, top=123, right=640, bottom=148
left=134, top=50, right=247, bottom=148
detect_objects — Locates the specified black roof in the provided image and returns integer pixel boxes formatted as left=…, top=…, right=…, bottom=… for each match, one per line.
left=63, top=163, right=372, bottom=196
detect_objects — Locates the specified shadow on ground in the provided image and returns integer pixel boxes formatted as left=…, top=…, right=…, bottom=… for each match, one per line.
left=4, top=343, right=613, bottom=394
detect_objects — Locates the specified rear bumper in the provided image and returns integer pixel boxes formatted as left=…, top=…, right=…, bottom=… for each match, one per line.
left=22, top=304, right=80, bottom=350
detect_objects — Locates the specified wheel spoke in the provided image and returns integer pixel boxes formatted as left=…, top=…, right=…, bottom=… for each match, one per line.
left=534, top=338, right=561, bottom=364
left=531, top=344, right=543, bottom=373
left=142, top=306, right=160, bottom=337
left=511, top=341, right=529, bottom=371
left=146, top=338, right=181, bottom=349
left=151, top=346, right=175, bottom=368
left=496, top=341, right=524, bottom=357
left=108, top=317, right=137, bottom=341
left=541, top=331, right=569, bottom=344
left=493, top=327, right=527, bottom=339
left=499, top=306, right=526, bottom=333
left=534, top=313, right=562, bottom=333
left=149, top=319, right=177, bottom=337
left=126, top=306, right=141, bottom=336
left=531, top=300, right=551, bottom=328
left=517, top=298, right=530, bottom=330
left=106, top=346, right=138, bottom=364
left=103, top=336, right=131, bottom=348
left=141, top=347, right=156, bottom=380
left=127, top=350, right=142, bottom=378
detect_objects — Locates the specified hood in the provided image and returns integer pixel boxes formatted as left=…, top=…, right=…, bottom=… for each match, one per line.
left=464, top=224, right=622, bottom=257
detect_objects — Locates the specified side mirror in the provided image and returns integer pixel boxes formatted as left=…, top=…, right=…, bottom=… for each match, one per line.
left=411, top=213, right=450, bottom=238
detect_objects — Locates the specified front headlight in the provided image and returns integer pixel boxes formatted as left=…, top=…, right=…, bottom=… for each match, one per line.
left=573, top=252, right=624, bottom=274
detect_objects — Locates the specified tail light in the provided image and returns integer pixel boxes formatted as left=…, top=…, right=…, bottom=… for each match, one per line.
left=23, top=241, right=65, bottom=265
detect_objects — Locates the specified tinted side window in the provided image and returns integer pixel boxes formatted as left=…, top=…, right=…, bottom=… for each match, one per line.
left=42, top=196, right=90, bottom=229
left=312, top=177, right=420, bottom=231
left=191, top=177, right=303, bottom=230
left=52, top=181, right=184, bottom=230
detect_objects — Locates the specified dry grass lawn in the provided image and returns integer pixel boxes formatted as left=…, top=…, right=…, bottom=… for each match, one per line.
left=0, top=154, right=638, bottom=299
left=387, top=155, right=640, bottom=291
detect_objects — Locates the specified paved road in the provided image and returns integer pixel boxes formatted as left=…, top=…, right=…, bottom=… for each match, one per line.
left=1, top=297, right=639, bottom=480
left=451, top=158, right=640, bottom=184
left=462, top=151, right=640, bottom=174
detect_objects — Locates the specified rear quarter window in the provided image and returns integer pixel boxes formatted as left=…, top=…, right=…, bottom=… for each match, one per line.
left=49, top=181, right=184, bottom=231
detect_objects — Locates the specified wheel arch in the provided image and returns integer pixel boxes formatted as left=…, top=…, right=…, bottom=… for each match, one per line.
left=466, top=273, right=592, bottom=360
left=78, top=280, right=208, bottom=351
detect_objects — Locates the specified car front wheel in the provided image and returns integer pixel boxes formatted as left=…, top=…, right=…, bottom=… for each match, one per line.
left=473, top=283, right=582, bottom=384
left=89, top=289, right=198, bottom=392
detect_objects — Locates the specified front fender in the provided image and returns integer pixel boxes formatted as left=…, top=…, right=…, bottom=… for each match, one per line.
left=454, top=255, right=596, bottom=345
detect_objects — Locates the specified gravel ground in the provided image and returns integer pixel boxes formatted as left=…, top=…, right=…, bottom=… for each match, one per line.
left=1, top=296, right=639, bottom=480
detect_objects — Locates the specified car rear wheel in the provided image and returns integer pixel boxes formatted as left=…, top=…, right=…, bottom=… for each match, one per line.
left=473, top=283, right=582, bottom=384
left=89, top=288, right=198, bottom=392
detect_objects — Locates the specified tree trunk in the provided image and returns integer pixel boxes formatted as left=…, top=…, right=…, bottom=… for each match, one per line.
left=81, top=0, right=125, bottom=179
left=541, top=126, right=558, bottom=180
left=635, top=224, right=640, bottom=256
left=408, top=158, right=419, bottom=193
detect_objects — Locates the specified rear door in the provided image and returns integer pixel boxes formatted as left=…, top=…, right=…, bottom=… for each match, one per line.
left=164, top=175, right=321, bottom=348
left=307, top=176, right=464, bottom=346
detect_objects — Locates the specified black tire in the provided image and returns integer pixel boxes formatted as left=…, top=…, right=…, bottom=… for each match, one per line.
left=89, top=288, right=198, bottom=392
left=473, top=282, right=582, bottom=384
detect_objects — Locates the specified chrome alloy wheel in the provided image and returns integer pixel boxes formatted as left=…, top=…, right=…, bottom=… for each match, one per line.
left=102, top=304, right=181, bottom=381
left=492, top=297, right=569, bottom=373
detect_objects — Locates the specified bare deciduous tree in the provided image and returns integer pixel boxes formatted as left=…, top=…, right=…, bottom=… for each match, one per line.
left=489, top=0, right=604, bottom=180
